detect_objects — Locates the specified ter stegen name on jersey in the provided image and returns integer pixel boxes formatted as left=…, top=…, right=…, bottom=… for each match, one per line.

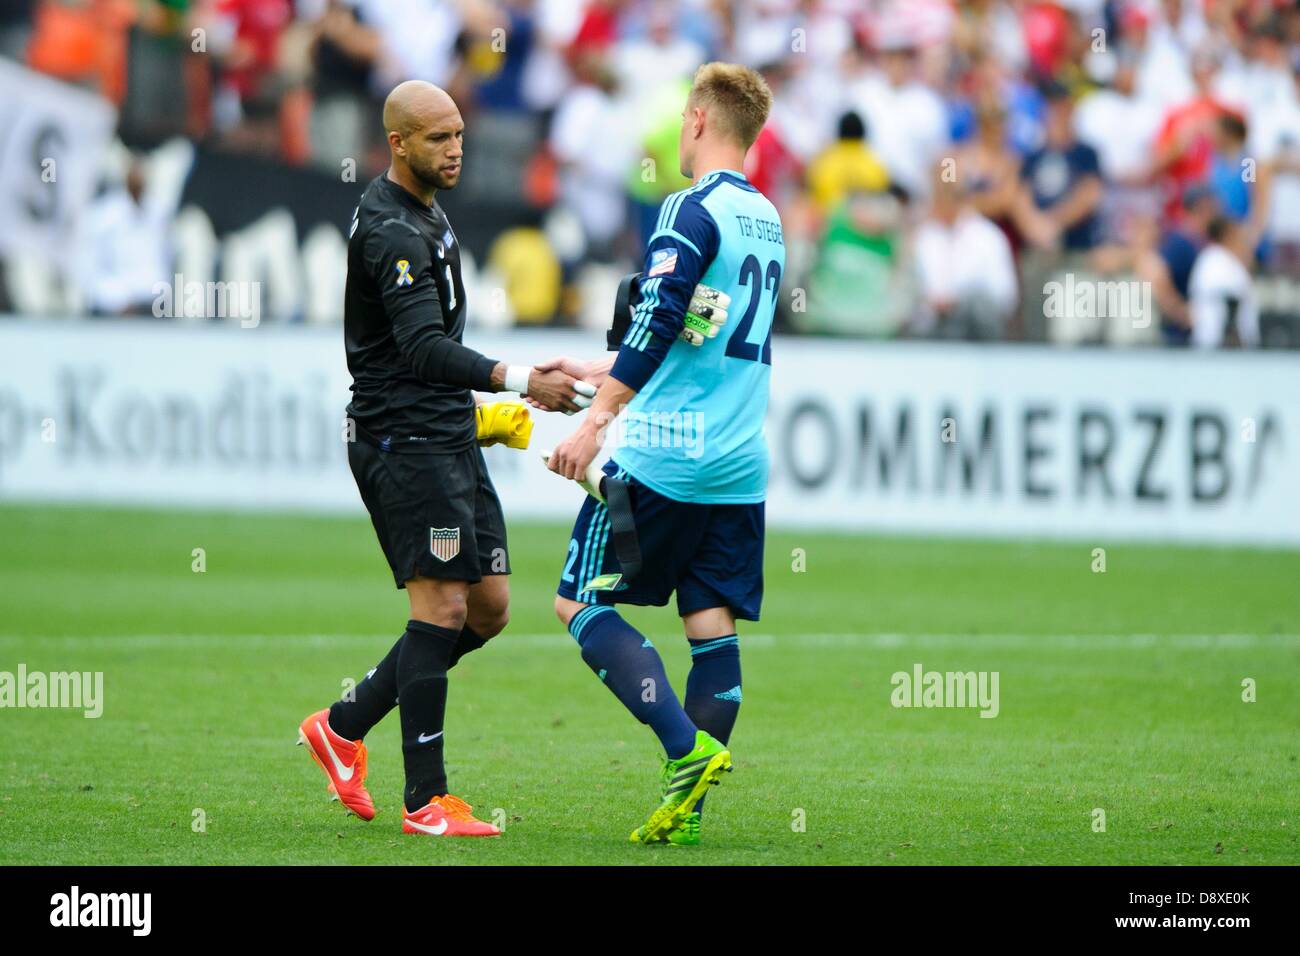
left=612, top=170, right=785, bottom=506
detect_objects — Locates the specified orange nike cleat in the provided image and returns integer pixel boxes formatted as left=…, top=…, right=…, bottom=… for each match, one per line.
left=297, top=708, right=376, bottom=821
left=402, top=795, right=501, bottom=837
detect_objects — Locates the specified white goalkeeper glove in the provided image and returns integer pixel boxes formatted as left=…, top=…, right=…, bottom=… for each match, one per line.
left=540, top=449, right=605, bottom=503
left=678, top=283, right=731, bottom=346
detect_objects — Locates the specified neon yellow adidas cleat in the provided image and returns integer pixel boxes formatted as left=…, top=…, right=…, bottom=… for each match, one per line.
left=639, top=810, right=703, bottom=846
left=667, top=811, right=702, bottom=846
left=630, top=731, right=731, bottom=845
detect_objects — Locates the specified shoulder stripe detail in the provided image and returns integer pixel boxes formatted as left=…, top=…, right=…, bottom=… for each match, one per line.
left=378, top=216, right=422, bottom=236
left=657, top=189, right=685, bottom=233
left=682, top=171, right=729, bottom=208
left=655, top=172, right=719, bottom=233
left=661, top=178, right=703, bottom=229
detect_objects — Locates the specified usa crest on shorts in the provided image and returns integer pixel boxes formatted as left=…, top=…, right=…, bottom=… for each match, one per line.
left=429, top=527, right=460, bottom=562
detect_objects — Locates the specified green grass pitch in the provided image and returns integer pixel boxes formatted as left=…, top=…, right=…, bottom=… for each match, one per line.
left=0, top=503, right=1296, bottom=865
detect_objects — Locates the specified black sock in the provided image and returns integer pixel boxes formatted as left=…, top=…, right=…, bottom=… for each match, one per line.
left=328, top=633, right=404, bottom=740
left=397, top=620, right=457, bottom=812
left=448, top=625, right=489, bottom=669
left=684, top=635, right=741, bottom=816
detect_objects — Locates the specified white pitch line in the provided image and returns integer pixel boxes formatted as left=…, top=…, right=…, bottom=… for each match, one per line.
left=0, top=632, right=1295, bottom=650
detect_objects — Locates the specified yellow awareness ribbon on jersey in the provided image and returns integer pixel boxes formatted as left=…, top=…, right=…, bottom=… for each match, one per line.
left=476, top=401, right=533, bottom=449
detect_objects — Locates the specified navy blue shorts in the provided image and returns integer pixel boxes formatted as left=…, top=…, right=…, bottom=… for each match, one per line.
left=556, top=461, right=765, bottom=621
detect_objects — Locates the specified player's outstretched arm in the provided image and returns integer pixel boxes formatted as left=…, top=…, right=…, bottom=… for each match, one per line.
left=546, top=373, right=635, bottom=481
left=365, top=223, right=594, bottom=411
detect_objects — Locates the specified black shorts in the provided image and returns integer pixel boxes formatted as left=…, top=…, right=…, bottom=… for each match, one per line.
left=348, top=439, right=510, bottom=587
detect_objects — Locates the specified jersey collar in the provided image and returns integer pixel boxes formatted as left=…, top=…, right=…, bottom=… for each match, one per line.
left=380, top=174, right=437, bottom=216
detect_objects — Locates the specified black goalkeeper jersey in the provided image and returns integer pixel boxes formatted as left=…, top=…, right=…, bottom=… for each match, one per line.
left=343, top=174, right=497, bottom=451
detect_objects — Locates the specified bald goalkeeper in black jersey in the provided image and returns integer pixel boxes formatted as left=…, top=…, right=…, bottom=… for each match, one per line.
left=296, top=80, right=594, bottom=838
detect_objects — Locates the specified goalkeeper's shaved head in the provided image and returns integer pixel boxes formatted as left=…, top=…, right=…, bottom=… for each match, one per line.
left=382, top=80, right=465, bottom=195
left=383, top=80, right=457, bottom=139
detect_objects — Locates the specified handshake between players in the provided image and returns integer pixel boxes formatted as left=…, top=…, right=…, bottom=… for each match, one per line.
left=529, top=279, right=730, bottom=478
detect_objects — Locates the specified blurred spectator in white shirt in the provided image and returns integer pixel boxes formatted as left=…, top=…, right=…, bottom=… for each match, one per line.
left=548, top=48, right=632, bottom=257
left=732, top=0, right=856, bottom=73
left=913, top=169, right=1017, bottom=340
left=519, top=0, right=584, bottom=112
left=1075, top=53, right=1163, bottom=241
left=611, top=0, right=706, bottom=119
left=1215, top=17, right=1293, bottom=123
left=1150, top=0, right=1208, bottom=52
left=1189, top=216, right=1260, bottom=348
left=1249, top=64, right=1300, bottom=268
left=745, top=1, right=855, bottom=166
left=76, top=156, right=175, bottom=317
left=846, top=36, right=949, bottom=201
left=1127, top=3, right=1194, bottom=110
left=358, top=0, right=462, bottom=93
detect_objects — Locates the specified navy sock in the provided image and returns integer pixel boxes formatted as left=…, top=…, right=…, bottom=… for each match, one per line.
left=568, top=606, right=697, bottom=759
left=328, top=633, right=403, bottom=741
left=684, top=635, right=741, bottom=815
left=397, top=620, right=457, bottom=812
left=448, top=625, right=489, bottom=669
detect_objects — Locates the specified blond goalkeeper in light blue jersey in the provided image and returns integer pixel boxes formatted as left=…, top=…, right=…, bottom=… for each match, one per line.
left=538, top=63, right=783, bottom=846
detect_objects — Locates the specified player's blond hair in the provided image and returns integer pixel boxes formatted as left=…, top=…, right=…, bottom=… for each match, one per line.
left=687, top=62, right=773, bottom=148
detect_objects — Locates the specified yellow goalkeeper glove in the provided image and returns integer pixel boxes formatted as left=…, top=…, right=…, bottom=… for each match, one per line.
left=476, top=401, right=533, bottom=449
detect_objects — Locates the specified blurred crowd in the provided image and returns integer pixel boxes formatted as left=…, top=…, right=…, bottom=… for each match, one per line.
left=4, top=0, right=1300, bottom=346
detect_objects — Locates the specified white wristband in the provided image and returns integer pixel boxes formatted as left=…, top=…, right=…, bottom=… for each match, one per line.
left=505, top=365, right=532, bottom=396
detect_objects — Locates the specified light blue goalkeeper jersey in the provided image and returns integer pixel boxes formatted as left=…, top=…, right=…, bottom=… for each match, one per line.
left=608, top=169, right=785, bottom=504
